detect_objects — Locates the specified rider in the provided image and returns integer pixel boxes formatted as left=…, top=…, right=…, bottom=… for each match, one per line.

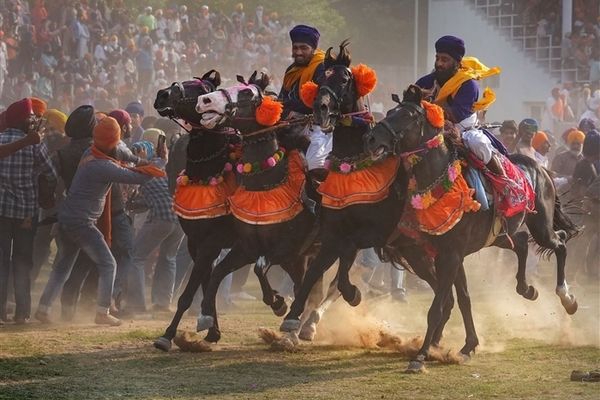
left=278, top=25, right=329, bottom=177
left=415, top=35, right=505, bottom=175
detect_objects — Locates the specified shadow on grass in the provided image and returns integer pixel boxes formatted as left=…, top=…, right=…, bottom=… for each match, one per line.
left=0, top=341, right=450, bottom=400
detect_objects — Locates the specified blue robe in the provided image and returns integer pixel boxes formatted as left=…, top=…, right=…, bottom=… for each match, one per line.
left=278, top=63, right=326, bottom=117
left=415, top=72, right=479, bottom=123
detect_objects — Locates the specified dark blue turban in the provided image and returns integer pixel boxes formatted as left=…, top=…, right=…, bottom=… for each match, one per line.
left=125, top=101, right=144, bottom=117
left=583, top=129, right=600, bottom=158
left=435, top=35, right=466, bottom=61
left=289, top=25, right=320, bottom=49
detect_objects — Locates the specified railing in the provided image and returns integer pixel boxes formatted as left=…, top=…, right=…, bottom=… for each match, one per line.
left=468, top=0, right=589, bottom=83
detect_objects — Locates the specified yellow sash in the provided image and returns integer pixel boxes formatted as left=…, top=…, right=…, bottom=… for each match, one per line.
left=282, top=49, right=325, bottom=92
left=435, top=56, right=501, bottom=112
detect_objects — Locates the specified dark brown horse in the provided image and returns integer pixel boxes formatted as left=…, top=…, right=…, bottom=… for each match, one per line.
left=192, top=72, right=321, bottom=340
left=279, top=41, right=405, bottom=334
left=364, top=85, right=580, bottom=372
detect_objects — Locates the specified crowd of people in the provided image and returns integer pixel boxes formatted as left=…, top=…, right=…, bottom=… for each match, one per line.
left=0, top=0, right=296, bottom=117
left=0, top=4, right=598, bottom=329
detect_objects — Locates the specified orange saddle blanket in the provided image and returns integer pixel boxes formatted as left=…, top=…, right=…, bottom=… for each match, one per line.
left=318, top=156, right=400, bottom=209
left=229, top=150, right=306, bottom=225
left=173, top=172, right=237, bottom=219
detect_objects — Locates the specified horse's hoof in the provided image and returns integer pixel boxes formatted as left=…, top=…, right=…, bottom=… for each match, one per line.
left=153, top=336, right=172, bottom=352
left=196, top=314, right=215, bottom=332
left=348, top=287, right=362, bottom=307
left=525, top=286, right=539, bottom=301
left=405, top=360, right=427, bottom=374
left=204, top=328, right=221, bottom=344
left=280, top=319, right=301, bottom=332
left=298, top=323, right=317, bottom=341
left=562, top=297, right=578, bottom=315
left=459, top=352, right=471, bottom=364
left=272, top=300, right=288, bottom=317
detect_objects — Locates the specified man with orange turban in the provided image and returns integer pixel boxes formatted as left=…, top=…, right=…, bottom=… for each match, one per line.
left=552, top=129, right=585, bottom=180
left=0, top=98, right=57, bottom=324
left=30, top=97, right=47, bottom=117
left=532, top=131, right=551, bottom=168
left=35, top=117, right=166, bottom=326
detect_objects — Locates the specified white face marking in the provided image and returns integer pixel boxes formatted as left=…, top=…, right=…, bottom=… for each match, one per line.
left=195, top=84, right=261, bottom=128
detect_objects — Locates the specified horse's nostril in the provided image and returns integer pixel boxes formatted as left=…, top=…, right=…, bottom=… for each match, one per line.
left=203, top=97, right=211, bottom=104
left=320, top=103, right=328, bottom=110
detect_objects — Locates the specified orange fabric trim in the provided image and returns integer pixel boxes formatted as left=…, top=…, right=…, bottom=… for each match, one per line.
left=318, top=156, right=400, bottom=209
left=413, top=174, right=480, bottom=235
left=229, top=150, right=306, bottom=225
left=174, top=172, right=237, bottom=219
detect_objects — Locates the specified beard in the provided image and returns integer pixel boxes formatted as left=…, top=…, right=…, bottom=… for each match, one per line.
left=434, top=65, right=458, bottom=85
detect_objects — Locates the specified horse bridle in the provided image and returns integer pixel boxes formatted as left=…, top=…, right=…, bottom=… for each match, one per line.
left=214, top=84, right=264, bottom=122
left=376, top=102, right=426, bottom=155
left=319, top=66, right=355, bottom=120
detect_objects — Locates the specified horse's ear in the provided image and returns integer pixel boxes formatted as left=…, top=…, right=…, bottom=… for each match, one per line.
left=324, top=46, right=334, bottom=68
left=338, top=39, right=351, bottom=67
left=391, top=93, right=401, bottom=104
left=402, top=84, right=423, bottom=104
left=237, top=74, right=247, bottom=85
left=200, top=69, right=221, bottom=88
left=259, top=73, right=271, bottom=90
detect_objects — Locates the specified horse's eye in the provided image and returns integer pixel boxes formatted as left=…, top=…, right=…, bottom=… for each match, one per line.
left=342, top=77, right=350, bottom=84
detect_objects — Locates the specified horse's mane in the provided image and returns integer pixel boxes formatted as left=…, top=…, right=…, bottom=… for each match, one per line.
left=325, top=39, right=351, bottom=68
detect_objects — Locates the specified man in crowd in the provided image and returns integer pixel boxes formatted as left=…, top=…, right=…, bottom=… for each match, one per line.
left=498, top=120, right=518, bottom=153
left=514, top=118, right=539, bottom=160
left=532, top=130, right=551, bottom=168
left=126, top=101, right=145, bottom=145
left=552, top=129, right=585, bottom=180
left=0, top=98, right=57, bottom=324
left=35, top=117, right=165, bottom=326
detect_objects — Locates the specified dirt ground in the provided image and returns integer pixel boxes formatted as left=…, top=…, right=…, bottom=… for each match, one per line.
left=1, top=248, right=599, bottom=400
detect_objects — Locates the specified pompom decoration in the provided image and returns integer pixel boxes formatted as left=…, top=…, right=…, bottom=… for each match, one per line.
left=300, top=81, right=319, bottom=108
left=243, top=163, right=253, bottom=173
left=350, top=64, right=377, bottom=97
left=236, top=147, right=286, bottom=175
left=209, top=177, right=219, bottom=186
left=224, top=162, right=233, bottom=172
left=421, top=101, right=445, bottom=128
left=177, top=175, right=190, bottom=186
left=236, top=163, right=244, bottom=173
left=255, top=96, right=283, bottom=126
left=266, top=157, right=277, bottom=167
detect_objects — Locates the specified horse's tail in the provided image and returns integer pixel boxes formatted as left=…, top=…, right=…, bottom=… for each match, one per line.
left=552, top=193, right=581, bottom=243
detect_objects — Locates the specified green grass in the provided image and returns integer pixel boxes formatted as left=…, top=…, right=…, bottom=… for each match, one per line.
left=1, top=255, right=599, bottom=399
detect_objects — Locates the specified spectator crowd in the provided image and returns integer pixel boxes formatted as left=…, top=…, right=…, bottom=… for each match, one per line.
left=0, top=0, right=296, bottom=115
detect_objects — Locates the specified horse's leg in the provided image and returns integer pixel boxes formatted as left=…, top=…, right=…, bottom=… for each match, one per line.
left=431, top=289, right=454, bottom=349
left=337, top=246, right=361, bottom=306
left=153, top=243, right=221, bottom=351
left=526, top=208, right=578, bottom=315
left=299, top=273, right=341, bottom=341
left=253, top=256, right=286, bottom=316
left=280, top=244, right=339, bottom=332
left=407, top=251, right=462, bottom=373
left=273, top=256, right=308, bottom=318
left=493, top=231, right=539, bottom=300
left=454, top=263, right=479, bottom=357
left=197, top=246, right=253, bottom=342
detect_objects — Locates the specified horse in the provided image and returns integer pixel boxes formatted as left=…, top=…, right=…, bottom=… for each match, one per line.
left=192, top=71, right=322, bottom=341
left=276, top=42, right=487, bottom=346
left=364, top=84, right=580, bottom=372
left=152, top=70, right=245, bottom=351
left=277, top=40, right=407, bottom=336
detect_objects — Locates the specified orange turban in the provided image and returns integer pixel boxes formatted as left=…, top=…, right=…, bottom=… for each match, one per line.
left=30, top=97, right=47, bottom=117
left=567, top=129, right=585, bottom=145
left=93, top=116, right=121, bottom=151
left=532, top=131, right=549, bottom=151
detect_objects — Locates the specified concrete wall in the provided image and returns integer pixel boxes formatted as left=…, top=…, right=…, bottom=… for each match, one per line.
left=424, top=0, right=556, bottom=122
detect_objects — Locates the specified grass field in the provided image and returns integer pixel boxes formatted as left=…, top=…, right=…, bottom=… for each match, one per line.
left=1, top=250, right=599, bottom=400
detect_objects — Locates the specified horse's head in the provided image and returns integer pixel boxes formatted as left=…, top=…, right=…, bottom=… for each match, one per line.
left=314, top=40, right=356, bottom=132
left=154, top=69, right=221, bottom=124
left=195, top=71, right=280, bottom=133
left=364, top=85, right=430, bottom=158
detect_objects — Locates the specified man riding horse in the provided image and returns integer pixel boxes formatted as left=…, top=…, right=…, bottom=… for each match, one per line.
left=416, top=35, right=505, bottom=175
left=416, top=35, right=533, bottom=218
